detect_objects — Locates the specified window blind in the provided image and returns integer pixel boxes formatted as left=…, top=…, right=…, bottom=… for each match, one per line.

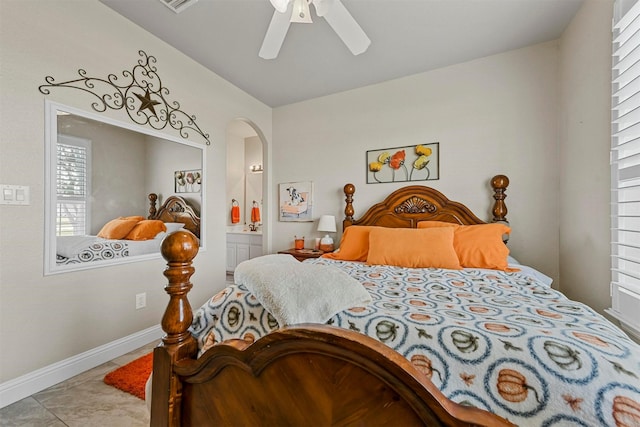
left=56, top=138, right=91, bottom=236
left=610, top=0, right=640, bottom=337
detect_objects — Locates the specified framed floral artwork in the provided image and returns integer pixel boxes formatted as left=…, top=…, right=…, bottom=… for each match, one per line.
left=366, top=143, right=439, bottom=184
left=175, top=169, right=202, bottom=193
left=279, top=181, right=313, bottom=222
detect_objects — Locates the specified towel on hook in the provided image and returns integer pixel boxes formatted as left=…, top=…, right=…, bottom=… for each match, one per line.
left=231, top=200, right=240, bottom=224
left=251, top=202, right=261, bottom=223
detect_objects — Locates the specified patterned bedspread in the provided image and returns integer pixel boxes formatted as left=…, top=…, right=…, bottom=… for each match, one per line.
left=56, top=238, right=129, bottom=265
left=190, top=258, right=640, bottom=426
left=56, top=236, right=163, bottom=265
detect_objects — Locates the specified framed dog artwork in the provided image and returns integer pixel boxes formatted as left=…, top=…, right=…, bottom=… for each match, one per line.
left=279, top=181, right=313, bottom=222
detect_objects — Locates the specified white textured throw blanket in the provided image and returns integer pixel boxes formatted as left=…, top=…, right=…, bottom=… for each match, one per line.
left=234, top=254, right=371, bottom=326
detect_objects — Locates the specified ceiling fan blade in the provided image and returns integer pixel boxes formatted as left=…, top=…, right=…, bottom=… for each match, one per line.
left=321, top=0, right=370, bottom=55
left=259, top=8, right=292, bottom=59
left=270, top=0, right=291, bottom=14
left=312, top=0, right=332, bottom=17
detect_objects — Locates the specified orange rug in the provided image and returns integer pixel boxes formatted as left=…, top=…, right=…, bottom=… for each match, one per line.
left=103, top=352, right=153, bottom=400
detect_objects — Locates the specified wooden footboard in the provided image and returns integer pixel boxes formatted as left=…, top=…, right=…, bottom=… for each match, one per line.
left=150, top=230, right=199, bottom=426
left=151, top=230, right=513, bottom=427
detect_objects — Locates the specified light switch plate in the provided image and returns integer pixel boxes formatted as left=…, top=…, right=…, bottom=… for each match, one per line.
left=0, top=184, right=30, bottom=205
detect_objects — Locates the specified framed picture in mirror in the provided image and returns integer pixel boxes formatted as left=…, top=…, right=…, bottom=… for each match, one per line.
left=175, top=169, right=202, bottom=193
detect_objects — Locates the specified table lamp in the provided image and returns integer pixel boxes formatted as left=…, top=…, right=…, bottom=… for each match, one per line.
left=317, top=215, right=336, bottom=252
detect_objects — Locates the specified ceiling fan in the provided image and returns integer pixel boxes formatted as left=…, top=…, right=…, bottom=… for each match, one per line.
left=259, top=0, right=371, bottom=59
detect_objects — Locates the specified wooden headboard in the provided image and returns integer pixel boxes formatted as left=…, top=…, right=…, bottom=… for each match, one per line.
left=148, top=193, right=201, bottom=238
left=343, top=175, right=509, bottom=230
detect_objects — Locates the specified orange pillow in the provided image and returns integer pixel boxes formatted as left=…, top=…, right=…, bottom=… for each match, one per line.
left=416, top=220, right=459, bottom=229
left=418, top=221, right=514, bottom=271
left=321, top=226, right=381, bottom=262
left=120, top=215, right=146, bottom=221
left=97, top=218, right=140, bottom=239
left=125, top=220, right=167, bottom=241
left=366, top=227, right=461, bottom=269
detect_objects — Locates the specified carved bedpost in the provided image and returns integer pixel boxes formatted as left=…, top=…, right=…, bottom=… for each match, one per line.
left=148, top=193, right=158, bottom=220
left=151, top=230, right=199, bottom=427
left=343, top=183, right=355, bottom=229
left=491, top=175, right=509, bottom=223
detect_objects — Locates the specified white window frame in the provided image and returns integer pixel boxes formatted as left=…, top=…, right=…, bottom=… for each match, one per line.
left=56, top=135, right=92, bottom=236
left=609, top=0, right=640, bottom=340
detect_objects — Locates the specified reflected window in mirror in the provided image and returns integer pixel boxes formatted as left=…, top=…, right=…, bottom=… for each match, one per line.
left=44, top=101, right=206, bottom=275
left=56, top=135, right=91, bottom=236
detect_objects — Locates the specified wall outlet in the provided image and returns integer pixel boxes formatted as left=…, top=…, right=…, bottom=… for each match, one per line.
left=135, top=292, right=146, bottom=309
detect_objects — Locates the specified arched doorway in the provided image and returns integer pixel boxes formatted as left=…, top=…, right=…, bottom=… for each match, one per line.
left=225, top=118, right=268, bottom=275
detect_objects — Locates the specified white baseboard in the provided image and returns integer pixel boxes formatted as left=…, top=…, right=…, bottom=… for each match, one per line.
left=0, top=325, right=163, bottom=409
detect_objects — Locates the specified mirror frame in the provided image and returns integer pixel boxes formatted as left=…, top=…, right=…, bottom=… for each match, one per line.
left=44, top=100, right=207, bottom=275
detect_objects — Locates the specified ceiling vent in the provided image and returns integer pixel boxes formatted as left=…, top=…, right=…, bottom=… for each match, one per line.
left=160, top=0, right=198, bottom=13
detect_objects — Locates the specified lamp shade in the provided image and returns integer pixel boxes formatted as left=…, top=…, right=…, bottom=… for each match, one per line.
left=317, top=215, right=336, bottom=233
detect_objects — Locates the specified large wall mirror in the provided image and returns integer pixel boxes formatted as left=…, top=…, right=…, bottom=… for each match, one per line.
left=44, top=101, right=206, bottom=275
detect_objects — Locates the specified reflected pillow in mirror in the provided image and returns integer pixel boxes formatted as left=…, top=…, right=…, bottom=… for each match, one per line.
left=125, top=220, right=167, bottom=241
left=164, top=222, right=185, bottom=233
left=97, top=218, right=140, bottom=239
left=120, top=215, right=146, bottom=221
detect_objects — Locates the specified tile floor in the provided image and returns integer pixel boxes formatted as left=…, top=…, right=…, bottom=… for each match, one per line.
left=0, top=275, right=235, bottom=426
left=0, top=341, right=157, bottom=426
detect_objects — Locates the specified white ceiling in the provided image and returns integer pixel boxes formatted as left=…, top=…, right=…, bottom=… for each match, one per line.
left=99, top=0, right=584, bottom=108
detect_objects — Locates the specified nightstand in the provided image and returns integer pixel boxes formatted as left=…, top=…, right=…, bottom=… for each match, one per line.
left=277, top=248, right=325, bottom=262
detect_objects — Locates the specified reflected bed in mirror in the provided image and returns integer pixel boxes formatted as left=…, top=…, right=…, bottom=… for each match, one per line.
left=55, top=194, right=200, bottom=265
left=44, top=101, right=206, bottom=275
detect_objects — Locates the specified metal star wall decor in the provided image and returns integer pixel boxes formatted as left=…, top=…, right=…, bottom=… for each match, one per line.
left=38, top=50, right=211, bottom=145
left=134, top=88, right=162, bottom=116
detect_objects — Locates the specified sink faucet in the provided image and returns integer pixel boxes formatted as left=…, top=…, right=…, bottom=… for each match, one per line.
left=249, top=223, right=257, bottom=232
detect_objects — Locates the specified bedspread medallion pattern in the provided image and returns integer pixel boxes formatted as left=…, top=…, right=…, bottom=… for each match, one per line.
left=56, top=240, right=128, bottom=264
left=190, top=259, right=640, bottom=426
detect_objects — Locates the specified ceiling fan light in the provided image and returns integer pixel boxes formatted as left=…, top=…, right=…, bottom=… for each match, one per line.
left=269, top=0, right=291, bottom=13
left=290, top=0, right=313, bottom=23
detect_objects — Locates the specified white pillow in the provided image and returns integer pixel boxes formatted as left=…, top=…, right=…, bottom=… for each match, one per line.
left=164, top=222, right=185, bottom=233
left=234, top=254, right=372, bottom=326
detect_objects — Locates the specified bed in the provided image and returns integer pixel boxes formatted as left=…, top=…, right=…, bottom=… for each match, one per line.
left=147, top=193, right=201, bottom=239
left=150, top=176, right=640, bottom=426
left=56, top=193, right=200, bottom=265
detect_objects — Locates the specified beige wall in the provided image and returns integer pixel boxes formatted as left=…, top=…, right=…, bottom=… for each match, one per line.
left=272, top=41, right=561, bottom=281
left=143, top=136, right=203, bottom=213
left=0, top=0, right=271, bottom=383
left=244, top=136, right=263, bottom=225
left=226, top=130, right=247, bottom=226
left=558, top=0, right=613, bottom=315
left=58, top=116, right=149, bottom=233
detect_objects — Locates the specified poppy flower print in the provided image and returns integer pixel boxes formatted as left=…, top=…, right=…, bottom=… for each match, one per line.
left=367, top=143, right=439, bottom=183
